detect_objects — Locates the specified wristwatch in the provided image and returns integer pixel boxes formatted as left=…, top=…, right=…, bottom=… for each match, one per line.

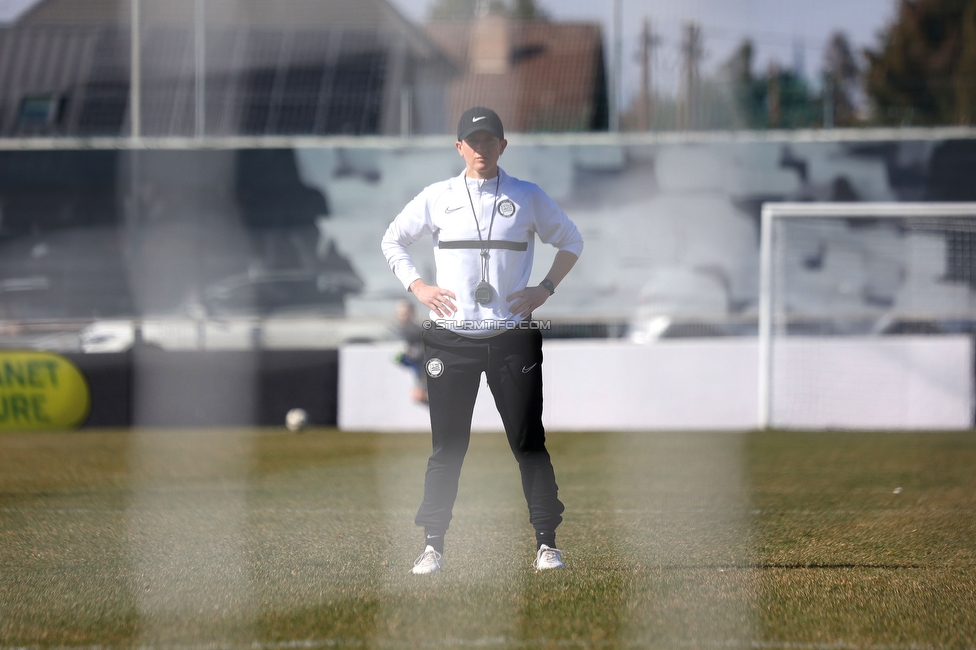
left=540, top=279, right=556, bottom=296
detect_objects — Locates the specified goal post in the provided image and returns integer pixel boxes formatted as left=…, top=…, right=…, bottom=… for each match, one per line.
left=758, top=202, right=976, bottom=430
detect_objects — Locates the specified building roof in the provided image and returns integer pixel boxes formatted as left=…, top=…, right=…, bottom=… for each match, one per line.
left=425, top=17, right=608, bottom=134
left=0, top=0, right=457, bottom=137
left=13, top=0, right=451, bottom=61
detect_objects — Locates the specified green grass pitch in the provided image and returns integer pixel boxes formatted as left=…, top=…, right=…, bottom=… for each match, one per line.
left=1, top=428, right=975, bottom=648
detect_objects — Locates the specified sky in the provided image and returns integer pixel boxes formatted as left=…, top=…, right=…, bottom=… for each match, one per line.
left=0, top=0, right=37, bottom=22
left=1, top=0, right=900, bottom=102
left=389, top=0, right=900, bottom=102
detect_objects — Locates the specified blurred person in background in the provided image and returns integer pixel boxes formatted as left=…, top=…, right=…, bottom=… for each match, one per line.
left=393, top=298, right=428, bottom=404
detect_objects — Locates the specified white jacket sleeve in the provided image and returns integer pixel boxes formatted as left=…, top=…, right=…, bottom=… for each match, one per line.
left=381, top=190, right=434, bottom=291
left=532, top=189, right=584, bottom=257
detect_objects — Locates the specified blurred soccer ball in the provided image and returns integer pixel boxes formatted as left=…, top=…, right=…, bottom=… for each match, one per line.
left=285, top=408, right=308, bottom=432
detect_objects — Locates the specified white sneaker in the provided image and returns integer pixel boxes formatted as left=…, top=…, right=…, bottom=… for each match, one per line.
left=411, top=545, right=443, bottom=575
left=533, top=544, right=565, bottom=570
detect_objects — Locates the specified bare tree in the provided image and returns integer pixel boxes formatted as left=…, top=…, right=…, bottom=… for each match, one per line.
left=823, top=31, right=861, bottom=126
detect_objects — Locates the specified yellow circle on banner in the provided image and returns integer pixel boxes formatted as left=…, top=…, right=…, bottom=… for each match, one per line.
left=0, top=351, right=91, bottom=431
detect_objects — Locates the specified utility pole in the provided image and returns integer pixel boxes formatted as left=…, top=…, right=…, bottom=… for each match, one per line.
left=194, top=0, right=206, bottom=139
left=823, top=75, right=834, bottom=129
left=767, top=60, right=781, bottom=128
left=680, top=21, right=702, bottom=130
left=610, top=0, right=622, bottom=132
left=130, top=0, right=141, bottom=140
left=638, top=18, right=659, bottom=131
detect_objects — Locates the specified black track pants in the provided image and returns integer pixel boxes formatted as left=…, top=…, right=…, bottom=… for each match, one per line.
left=415, top=326, right=564, bottom=535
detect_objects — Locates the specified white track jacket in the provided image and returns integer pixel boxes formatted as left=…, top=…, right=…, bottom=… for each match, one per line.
left=382, top=168, right=584, bottom=338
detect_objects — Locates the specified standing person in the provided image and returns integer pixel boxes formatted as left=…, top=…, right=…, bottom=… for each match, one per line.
left=393, top=299, right=428, bottom=404
left=381, top=107, right=583, bottom=575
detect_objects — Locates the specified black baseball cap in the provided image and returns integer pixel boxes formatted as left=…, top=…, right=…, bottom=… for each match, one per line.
left=457, top=106, right=504, bottom=141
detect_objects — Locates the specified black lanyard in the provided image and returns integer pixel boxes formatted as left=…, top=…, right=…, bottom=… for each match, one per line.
left=463, top=174, right=501, bottom=285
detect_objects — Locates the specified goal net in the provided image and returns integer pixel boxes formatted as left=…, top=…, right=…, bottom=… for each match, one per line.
left=758, top=203, right=976, bottom=430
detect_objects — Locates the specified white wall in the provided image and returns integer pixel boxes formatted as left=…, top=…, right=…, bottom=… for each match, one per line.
left=771, top=335, right=972, bottom=430
left=339, top=337, right=972, bottom=432
left=344, top=338, right=756, bottom=432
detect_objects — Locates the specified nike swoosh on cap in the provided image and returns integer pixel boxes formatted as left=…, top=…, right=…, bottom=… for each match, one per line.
left=445, top=206, right=464, bottom=213
left=473, top=116, right=487, bottom=122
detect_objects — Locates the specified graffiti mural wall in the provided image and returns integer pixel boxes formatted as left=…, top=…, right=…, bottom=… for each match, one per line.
left=293, top=135, right=976, bottom=334
left=1, top=134, right=974, bottom=340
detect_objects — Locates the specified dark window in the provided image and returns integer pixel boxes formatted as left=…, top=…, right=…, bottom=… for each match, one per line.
left=241, top=44, right=387, bottom=135
left=77, top=81, right=129, bottom=135
left=17, top=94, right=67, bottom=131
left=323, top=51, right=386, bottom=135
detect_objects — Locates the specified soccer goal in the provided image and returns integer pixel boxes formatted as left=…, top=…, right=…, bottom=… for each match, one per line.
left=758, top=202, right=976, bottom=430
